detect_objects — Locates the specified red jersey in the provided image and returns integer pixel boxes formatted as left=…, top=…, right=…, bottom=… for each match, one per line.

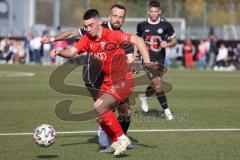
left=74, top=28, right=134, bottom=101
left=74, top=28, right=133, bottom=84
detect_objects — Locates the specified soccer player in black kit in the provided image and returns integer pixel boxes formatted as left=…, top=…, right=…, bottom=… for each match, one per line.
left=135, top=0, right=177, bottom=120
left=41, top=4, right=134, bottom=150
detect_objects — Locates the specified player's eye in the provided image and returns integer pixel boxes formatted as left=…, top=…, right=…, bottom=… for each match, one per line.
left=111, top=15, right=124, bottom=20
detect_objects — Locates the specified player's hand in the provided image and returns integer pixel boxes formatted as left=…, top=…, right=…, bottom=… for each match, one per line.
left=129, top=62, right=140, bottom=74
left=160, top=40, right=169, bottom=48
left=49, top=49, right=60, bottom=59
left=41, top=36, right=52, bottom=44
left=133, top=52, right=139, bottom=60
left=144, top=62, right=159, bottom=70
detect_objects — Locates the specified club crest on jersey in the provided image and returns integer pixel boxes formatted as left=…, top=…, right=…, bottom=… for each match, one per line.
left=100, top=42, right=106, bottom=49
left=121, top=34, right=130, bottom=41
left=157, top=28, right=163, bottom=34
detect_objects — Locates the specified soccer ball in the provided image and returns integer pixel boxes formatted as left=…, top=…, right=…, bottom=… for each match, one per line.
left=33, top=124, right=56, bottom=147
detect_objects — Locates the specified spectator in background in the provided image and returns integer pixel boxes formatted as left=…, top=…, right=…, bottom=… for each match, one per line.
left=214, top=43, right=228, bottom=71
left=165, top=46, right=177, bottom=67
left=227, top=46, right=235, bottom=67
left=53, top=26, right=68, bottom=65
left=183, top=38, right=195, bottom=68
left=53, top=40, right=68, bottom=65
left=234, top=43, right=240, bottom=69
left=30, top=33, right=42, bottom=64
left=23, top=33, right=32, bottom=65
left=197, top=39, right=207, bottom=69
left=207, top=35, right=218, bottom=69
left=41, top=31, right=52, bottom=66
left=0, top=38, right=16, bottom=64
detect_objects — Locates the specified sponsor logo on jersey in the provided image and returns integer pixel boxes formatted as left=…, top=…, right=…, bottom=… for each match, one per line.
left=157, top=28, right=163, bottom=34
left=121, top=34, right=130, bottom=41
left=145, top=29, right=150, bottom=32
left=90, top=52, right=107, bottom=61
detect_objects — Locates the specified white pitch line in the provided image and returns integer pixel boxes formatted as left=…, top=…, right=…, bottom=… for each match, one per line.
left=0, top=128, right=240, bottom=136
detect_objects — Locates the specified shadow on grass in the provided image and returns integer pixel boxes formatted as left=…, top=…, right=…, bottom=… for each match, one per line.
left=60, top=134, right=156, bottom=149
left=134, top=109, right=164, bottom=116
left=60, top=135, right=98, bottom=146
left=36, top=154, right=59, bottom=159
left=129, top=136, right=156, bottom=149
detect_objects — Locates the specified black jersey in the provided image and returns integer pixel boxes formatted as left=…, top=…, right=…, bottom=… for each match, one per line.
left=137, top=18, right=176, bottom=62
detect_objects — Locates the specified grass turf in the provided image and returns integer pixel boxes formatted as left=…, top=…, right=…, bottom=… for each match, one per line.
left=0, top=64, right=240, bottom=160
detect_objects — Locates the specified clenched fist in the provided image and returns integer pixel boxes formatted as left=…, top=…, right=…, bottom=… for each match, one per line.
left=49, top=49, right=60, bottom=59
left=41, top=36, right=53, bottom=44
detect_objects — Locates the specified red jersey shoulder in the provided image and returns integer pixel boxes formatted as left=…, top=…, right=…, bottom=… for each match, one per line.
left=74, top=35, right=90, bottom=53
left=104, top=28, right=131, bottom=42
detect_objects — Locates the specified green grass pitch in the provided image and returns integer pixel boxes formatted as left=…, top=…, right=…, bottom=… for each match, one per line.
left=0, top=64, right=240, bottom=160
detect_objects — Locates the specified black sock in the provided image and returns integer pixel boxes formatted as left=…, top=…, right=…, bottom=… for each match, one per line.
left=145, top=85, right=155, bottom=97
left=156, top=91, right=168, bottom=110
left=118, top=115, right=131, bottom=134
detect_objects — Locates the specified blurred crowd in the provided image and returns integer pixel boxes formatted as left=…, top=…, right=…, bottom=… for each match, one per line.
left=166, top=35, right=240, bottom=71
left=0, top=31, right=70, bottom=66
left=0, top=33, right=240, bottom=71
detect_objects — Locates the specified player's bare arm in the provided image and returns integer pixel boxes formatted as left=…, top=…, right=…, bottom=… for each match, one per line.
left=130, top=35, right=150, bottom=63
left=133, top=45, right=140, bottom=60
left=160, top=37, right=177, bottom=48
left=41, top=29, right=80, bottom=44
left=49, top=47, right=78, bottom=59
left=131, top=35, right=158, bottom=69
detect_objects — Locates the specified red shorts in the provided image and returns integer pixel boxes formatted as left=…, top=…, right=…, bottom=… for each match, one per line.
left=98, top=74, right=134, bottom=102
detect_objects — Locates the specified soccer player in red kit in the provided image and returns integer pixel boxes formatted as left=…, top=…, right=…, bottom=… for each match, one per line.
left=49, top=9, right=154, bottom=156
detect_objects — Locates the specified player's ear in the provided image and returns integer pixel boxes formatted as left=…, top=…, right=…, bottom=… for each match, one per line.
left=98, top=19, right=103, bottom=25
left=159, top=9, right=162, bottom=15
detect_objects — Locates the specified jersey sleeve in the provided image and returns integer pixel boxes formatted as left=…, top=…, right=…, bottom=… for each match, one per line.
left=166, top=22, right=176, bottom=40
left=136, top=23, right=143, bottom=37
left=112, top=30, right=132, bottom=44
left=124, top=44, right=134, bottom=54
left=78, top=27, right=86, bottom=36
left=74, top=35, right=89, bottom=54
left=109, top=30, right=133, bottom=54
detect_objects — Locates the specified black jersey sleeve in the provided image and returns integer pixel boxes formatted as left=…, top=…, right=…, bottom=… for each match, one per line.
left=136, top=23, right=143, bottom=37
left=101, top=21, right=110, bottom=29
left=165, top=22, right=176, bottom=40
left=124, top=44, right=134, bottom=54
left=78, top=28, right=86, bottom=36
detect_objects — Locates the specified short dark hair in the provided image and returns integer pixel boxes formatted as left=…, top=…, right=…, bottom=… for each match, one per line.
left=148, top=0, right=160, bottom=8
left=83, top=9, right=100, bottom=20
left=111, top=4, right=126, bottom=14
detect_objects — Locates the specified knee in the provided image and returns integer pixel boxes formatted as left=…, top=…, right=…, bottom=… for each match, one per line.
left=153, top=83, right=162, bottom=92
left=94, top=99, right=103, bottom=110
left=118, top=103, right=132, bottom=117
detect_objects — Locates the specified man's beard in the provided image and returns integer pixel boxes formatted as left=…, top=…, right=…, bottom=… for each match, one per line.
left=111, top=23, right=121, bottom=30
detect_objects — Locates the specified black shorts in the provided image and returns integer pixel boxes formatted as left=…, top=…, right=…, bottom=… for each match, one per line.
left=143, top=57, right=166, bottom=79
left=149, top=53, right=165, bottom=65
left=82, top=55, right=104, bottom=101
left=143, top=63, right=165, bottom=79
left=83, top=70, right=104, bottom=101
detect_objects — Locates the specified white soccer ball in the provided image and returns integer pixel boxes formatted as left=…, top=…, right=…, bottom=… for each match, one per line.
left=33, top=124, right=56, bottom=147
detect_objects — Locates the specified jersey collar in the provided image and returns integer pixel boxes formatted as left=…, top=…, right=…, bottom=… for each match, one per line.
left=147, top=17, right=160, bottom=24
left=107, top=22, right=113, bottom=30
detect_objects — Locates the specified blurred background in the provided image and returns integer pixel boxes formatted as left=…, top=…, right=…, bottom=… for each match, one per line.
left=0, top=0, right=240, bottom=71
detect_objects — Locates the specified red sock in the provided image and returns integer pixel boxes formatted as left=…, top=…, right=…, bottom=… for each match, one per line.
left=101, top=111, right=124, bottom=138
left=99, top=123, right=117, bottom=142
